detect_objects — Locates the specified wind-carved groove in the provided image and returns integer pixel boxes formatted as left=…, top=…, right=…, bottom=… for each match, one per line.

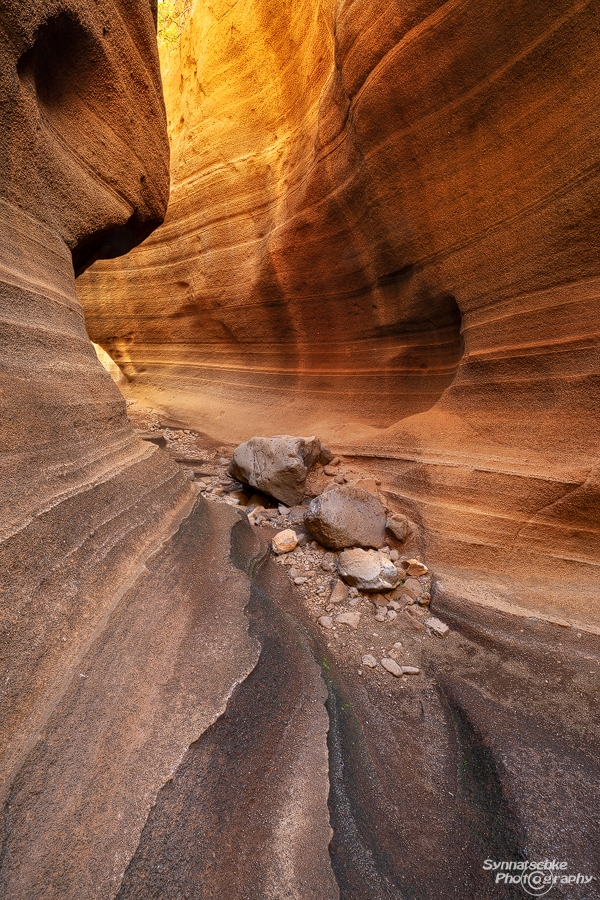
left=114, top=521, right=336, bottom=899
left=438, top=680, right=527, bottom=871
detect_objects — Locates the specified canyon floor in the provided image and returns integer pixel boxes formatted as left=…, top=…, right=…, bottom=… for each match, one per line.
left=105, top=398, right=600, bottom=900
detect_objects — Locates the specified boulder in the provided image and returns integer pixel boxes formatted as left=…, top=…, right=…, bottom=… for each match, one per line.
left=337, top=549, right=400, bottom=592
left=304, top=485, right=386, bottom=550
left=228, top=435, right=321, bottom=506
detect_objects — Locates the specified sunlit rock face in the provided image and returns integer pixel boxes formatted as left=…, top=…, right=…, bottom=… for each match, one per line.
left=78, top=0, right=600, bottom=623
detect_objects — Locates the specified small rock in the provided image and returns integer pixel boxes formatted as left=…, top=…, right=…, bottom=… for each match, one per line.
left=323, top=465, right=338, bottom=476
left=272, top=529, right=298, bottom=554
left=294, top=576, right=310, bottom=585
left=403, top=558, right=429, bottom=577
left=371, top=593, right=390, bottom=607
left=396, top=577, right=423, bottom=600
left=329, top=581, right=348, bottom=604
left=386, top=609, right=397, bottom=621
left=334, top=474, right=346, bottom=484
left=381, top=657, right=403, bottom=677
left=349, top=597, right=360, bottom=606
left=418, top=593, right=431, bottom=606
left=389, top=548, right=399, bottom=562
left=228, top=490, right=248, bottom=505
left=288, top=506, right=306, bottom=521
left=362, top=654, right=378, bottom=668
left=304, top=485, right=387, bottom=550
left=387, top=600, right=401, bottom=611
left=318, top=445, right=334, bottom=465
left=196, top=481, right=207, bottom=491
left=335, top=611, right=361, bottom=629
left=263, top=508, right=279, bottom=520
left=330, top=457, right=341, bottom=466
left=278, top=504, right=289, bottom=516
left=425, top=616, right=450, bottom=637
left=219, top=457, right=230, bottom=466
left=321, top=554, right=336, bottom=572
left=318, top=616, right=334, bottom=629
left=229, top=435, right=322, bottom=506
left=337, top=548, right=400, bottom=592
left=374, top=609, right=387, bottom=622
left=401, top=666, right=420, bottom=675
left=296, top=533, right=308, bottom=546
left=386, top=513, right=412, bottom=543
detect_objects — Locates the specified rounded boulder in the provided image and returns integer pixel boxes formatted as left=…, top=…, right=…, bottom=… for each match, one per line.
left=304, top=485, right=386, bottom=550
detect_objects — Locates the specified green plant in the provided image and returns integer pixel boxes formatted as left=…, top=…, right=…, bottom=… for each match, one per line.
left=157, top=0, right=192, bottom=45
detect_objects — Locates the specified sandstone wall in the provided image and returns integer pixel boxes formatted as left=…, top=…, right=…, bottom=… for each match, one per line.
left=0, top=3, right=258, bottom=896
left=78, top=0, right=600, bottom=623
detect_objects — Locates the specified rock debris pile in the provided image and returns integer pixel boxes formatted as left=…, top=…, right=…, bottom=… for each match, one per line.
left=127, top=411, right=452, bottom=678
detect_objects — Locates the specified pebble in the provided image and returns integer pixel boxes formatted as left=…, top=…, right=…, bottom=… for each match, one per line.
left=403, top=559, right=429, bottom=577
left=318, top=616, right=334, bottom=629
left=334, top=474, right=345, bottom=484
left=387, top=600, right=401, bottom=611
left=401, top=666, right=420, bottom=675
left=374, top=609, right=387, bottom=623
left=335, top=611, right=361, bottom=630
left=362, top=654, right=378, bottom=668
left=323, top=465, right=337, bottom=476
left=294, top=576, right=310, bottom=585
left=272, top=529, right=299, bottom=554
left=381, top=658, right=403, bottom=677
left=425, top=616, right=449, bottom=637
left=386, top=609, right=397, bottom=621
left=329, top=581, right=348, bottom=604
left=389, top=549, right=399, bottom=562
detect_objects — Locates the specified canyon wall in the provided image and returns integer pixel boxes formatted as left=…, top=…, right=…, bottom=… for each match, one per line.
left=0, top=2, right=259, bottom=896
left=78, top=0, right=600, bottom=623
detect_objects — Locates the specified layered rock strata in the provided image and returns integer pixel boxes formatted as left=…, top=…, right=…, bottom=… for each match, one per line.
left=0, top=2, right=256, bottom=897
left=78, top=0, right=600, bottom=622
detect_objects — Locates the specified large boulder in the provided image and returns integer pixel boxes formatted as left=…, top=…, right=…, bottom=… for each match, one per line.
left=337, top=549, right=400, bottom=592
left=228, top=435, right=321, bottom=506
left=304, top=485, right=386, bottom=550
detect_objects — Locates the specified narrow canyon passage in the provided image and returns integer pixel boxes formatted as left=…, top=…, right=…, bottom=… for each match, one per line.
left=1, top=0, right=599, bottom=897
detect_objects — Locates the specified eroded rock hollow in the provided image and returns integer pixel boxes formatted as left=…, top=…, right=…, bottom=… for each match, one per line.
left=78, top=0, right=600, bottom=625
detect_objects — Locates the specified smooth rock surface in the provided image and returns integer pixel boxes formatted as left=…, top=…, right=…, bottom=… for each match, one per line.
left=229, top=435, right=321, bottom=506
left=77, top=0, right=600, bottom=624
left=304, top=485, right=386, bottom=550
left=338, top=549, right=400, bottom=592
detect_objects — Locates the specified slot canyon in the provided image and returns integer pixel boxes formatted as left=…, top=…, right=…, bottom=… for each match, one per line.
left=1, top=0, right=599, bottom=897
